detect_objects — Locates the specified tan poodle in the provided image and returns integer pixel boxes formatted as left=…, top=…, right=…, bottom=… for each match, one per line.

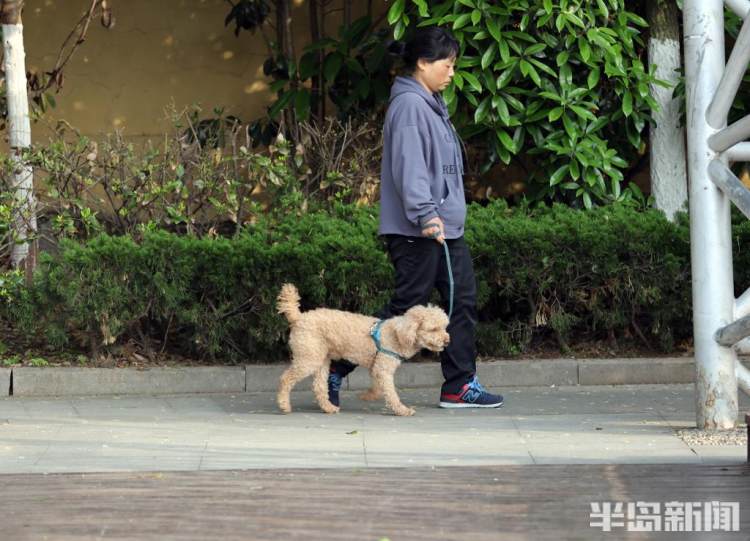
left=276, top=283, right=450, bottom=416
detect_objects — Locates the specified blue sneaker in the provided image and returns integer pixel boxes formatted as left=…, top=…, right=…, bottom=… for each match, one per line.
left=439, top=376, right=504, bottom=408
left=328, top=370, right=343, bottom=407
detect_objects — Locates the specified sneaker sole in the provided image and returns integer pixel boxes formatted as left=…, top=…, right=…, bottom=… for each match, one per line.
left=439, top=401, right=504, bottom=409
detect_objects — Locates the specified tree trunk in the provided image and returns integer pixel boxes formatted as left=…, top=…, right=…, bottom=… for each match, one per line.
left=279, top=0, right=295, bottom=63
left=1, top=0, right=22, bottom=24
left=647, top=0, right=688, bottom=221
left=343, top=0, right=351, bottom=28
left=2, top=0, right=36, bottom=273
left=309, top=0, right=322, bottom=122
left=275, top=0, right=298, bottom=141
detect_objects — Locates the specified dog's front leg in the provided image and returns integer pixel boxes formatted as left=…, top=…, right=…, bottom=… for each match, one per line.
left=372, top=356, right=415, bottom=416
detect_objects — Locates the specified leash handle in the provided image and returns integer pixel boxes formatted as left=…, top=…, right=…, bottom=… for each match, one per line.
left=424, top=224, right=442, bottom=240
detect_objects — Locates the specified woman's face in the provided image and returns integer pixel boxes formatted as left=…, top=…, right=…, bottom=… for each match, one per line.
left=415, top=55, right=456, bottom=94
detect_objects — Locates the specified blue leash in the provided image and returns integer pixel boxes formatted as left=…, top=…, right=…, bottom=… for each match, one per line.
left=426, top=228, right=454, bottom=319
left=442, top=240, right=454, bottom=319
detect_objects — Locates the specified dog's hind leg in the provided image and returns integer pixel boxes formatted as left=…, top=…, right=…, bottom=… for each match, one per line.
left=359, top=377, right=382, bottom=402
left=312, top=363, right=340, bottom=414
left=372, top=356, right=415, bottom=416
left=277, top=362, right=319, bottom=414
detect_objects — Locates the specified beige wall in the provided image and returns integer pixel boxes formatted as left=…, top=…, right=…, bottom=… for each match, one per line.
left=23, top=0, right=383, bottom=143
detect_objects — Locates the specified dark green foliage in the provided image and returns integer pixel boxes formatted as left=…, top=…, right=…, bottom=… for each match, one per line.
left=390, top=0, right=664, bottom=207
left=467, top=200, right=692, bottom=352
left=2, top=204, right=391, bottom=363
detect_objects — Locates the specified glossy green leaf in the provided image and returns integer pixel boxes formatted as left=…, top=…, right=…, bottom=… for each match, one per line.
left=497, top=129, right=516, bottom=152
left=461, top=70, right=483, bottom=92
left=323, top=53, right=343, bottom=83
left=487, top=17, right=502, bottom=42
left=587, top=67, right=600, bottom=89
left=622, top=89, right=633, bottom=117
left=387, top=0, right=405, bottom=25
left=481, top=43, right=497, bottom=70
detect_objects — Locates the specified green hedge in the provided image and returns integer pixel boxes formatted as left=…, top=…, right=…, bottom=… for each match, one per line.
left=3, top=204, right=392, bottom=362
left=468, top=203, right=691, bottom=353
left=6, top=200, right=749, bottom=362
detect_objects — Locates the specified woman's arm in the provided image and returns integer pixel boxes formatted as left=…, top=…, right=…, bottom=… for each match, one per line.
left=389, top=123, right=439, bottom=230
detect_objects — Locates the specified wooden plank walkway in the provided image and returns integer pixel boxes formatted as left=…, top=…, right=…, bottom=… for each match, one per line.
left=1, top=464, right=748, bottom=540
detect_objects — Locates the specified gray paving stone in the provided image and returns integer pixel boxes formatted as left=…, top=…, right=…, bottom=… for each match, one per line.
left=0, top=385, right=747, bottom=473
left=691, top=444, right=747, bottom=464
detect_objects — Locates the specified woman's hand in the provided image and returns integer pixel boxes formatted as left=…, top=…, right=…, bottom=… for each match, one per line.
left=421, top=216, right=445, bottom=244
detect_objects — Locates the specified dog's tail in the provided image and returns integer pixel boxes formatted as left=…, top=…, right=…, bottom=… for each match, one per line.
left=277, top=283, right=302, bottom=325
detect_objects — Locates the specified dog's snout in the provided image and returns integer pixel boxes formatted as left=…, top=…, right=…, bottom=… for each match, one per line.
left=443, top=333, right=450, bottom=346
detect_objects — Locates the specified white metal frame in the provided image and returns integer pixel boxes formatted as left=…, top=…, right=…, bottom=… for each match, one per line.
left=683, top=0, right=750, bottom=429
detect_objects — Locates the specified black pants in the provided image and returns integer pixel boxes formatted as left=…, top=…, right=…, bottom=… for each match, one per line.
left=331, top=235, right=477, bottom=395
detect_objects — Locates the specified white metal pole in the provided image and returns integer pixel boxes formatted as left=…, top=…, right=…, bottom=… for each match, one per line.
left=707, top=14, right=750, bottom=128
left=684, top=0, right=739, bottom=429
left=725, top=141, right=750, bottom=162
left=708, top=114, right=750, bottom=152
left=708, top=160, right=750, bottom=218
left=725, top=0, right=750, bottom=18
left=737, top=360, right=750, bottom=395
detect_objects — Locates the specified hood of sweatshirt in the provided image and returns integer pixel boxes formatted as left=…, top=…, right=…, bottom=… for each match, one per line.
left=389, top=75, right=449, bottom=119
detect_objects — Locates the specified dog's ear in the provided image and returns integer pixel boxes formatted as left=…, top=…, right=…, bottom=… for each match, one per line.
left=395, top=306, right=427, bottom=348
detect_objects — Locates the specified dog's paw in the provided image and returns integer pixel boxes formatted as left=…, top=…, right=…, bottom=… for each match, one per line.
left=394, top=406, right=416, bottom=416
left=321, top=404, right=340, bottom=414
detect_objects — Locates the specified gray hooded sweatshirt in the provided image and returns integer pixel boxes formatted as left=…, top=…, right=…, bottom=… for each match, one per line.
left=379, top=76, right=466, bottom=239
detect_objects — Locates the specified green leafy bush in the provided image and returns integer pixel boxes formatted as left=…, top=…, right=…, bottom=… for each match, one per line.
left=23, top=109, right=299, bottom=241
left=467, top=201, right=692, bottom=352
left=2, top=203, right=391, bottom=362
left=390, top=0, right=664, bottom=207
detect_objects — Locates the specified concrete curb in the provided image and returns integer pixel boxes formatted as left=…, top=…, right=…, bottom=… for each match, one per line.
left=11, top=367, right=245, bottom=397
left=245, top=365, right=313, bottom=392
left=4, top=357, right=747, bottom=398
left=578, top=357, right=695, bottom=385
left=1, top=368, right=10, bottom=396
left=480, top=359, right=580, bottom=387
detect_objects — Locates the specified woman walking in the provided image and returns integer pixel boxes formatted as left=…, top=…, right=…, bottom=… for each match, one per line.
left=329, top=26, right=504, bottom=409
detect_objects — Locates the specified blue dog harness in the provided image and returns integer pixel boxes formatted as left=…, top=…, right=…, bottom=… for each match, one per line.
left=370, top=319, right=407, bottom=362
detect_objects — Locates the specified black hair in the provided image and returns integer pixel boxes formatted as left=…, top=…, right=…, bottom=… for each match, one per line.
left=387, top=26, right=459, bottom=72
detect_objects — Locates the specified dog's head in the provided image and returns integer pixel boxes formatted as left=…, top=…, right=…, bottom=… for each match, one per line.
left=394, top=305, right=450, bottom=353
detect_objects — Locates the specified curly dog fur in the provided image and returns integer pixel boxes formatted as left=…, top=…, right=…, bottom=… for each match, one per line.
left=276, top=283, right=450, bottom=416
